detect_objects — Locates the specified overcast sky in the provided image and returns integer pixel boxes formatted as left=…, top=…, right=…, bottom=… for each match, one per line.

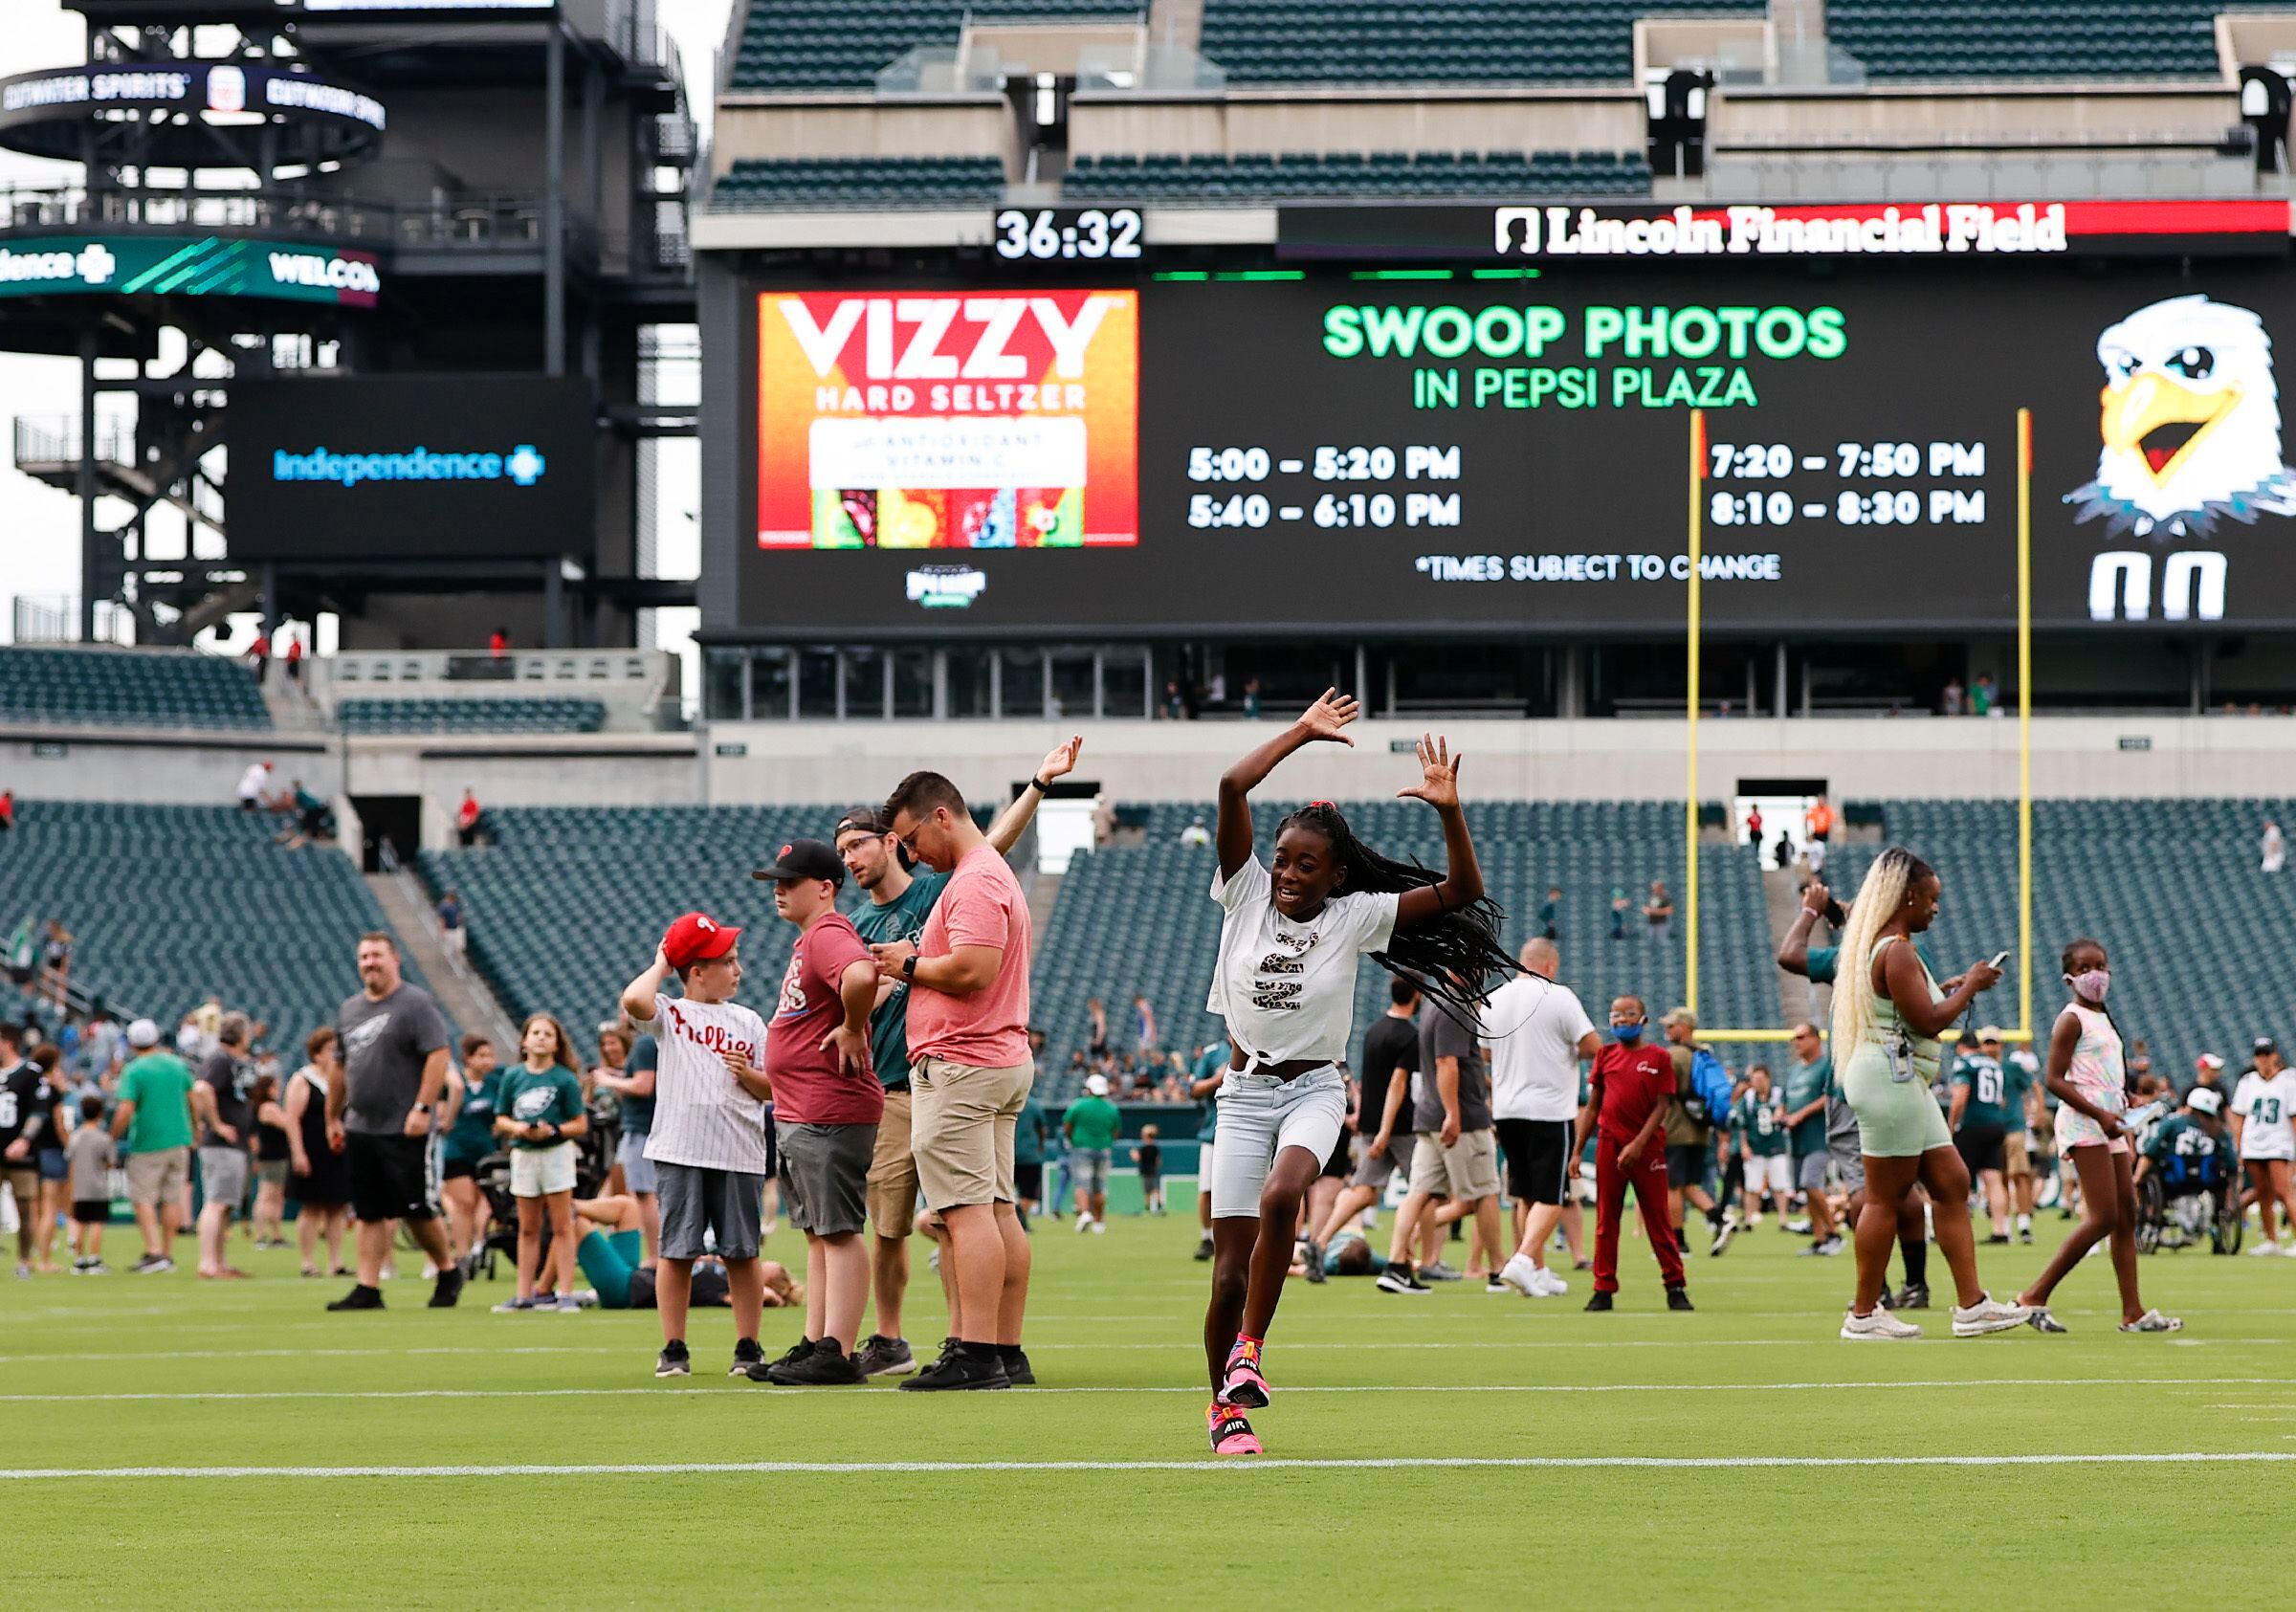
left=0, top=0, right=733, bottom=667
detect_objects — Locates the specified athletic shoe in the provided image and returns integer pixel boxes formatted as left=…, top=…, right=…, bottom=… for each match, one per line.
left=1000, top=1347, right=1036, bottom=1385
left=130, top=1253, right=161, bottom=1273
left=1420, top=1260, right=1463, bottom=1282
left=327, top=1284, right=386, bottom=1312
left=491, top=1296, right=538, bottom=1314
left=1667, top=1286, right=1694, bottom=1312
left=762, top=1339, right=866, bottom=1385
left=1375, top=1267, right=1431, bottom=1295
left=729, top=1337, right=765, bottom=1378
left=2018, top=1226, right=2036, bottom=1245
left=1709, top=1212, right=1739, bottom=1257
left=429, top=1265, right=466, bottom=1309
left=1218, top=1338, right=1270, bottom=1409
left=766, top=1338, right=814, bottom=1375
left=1498, top=1252, right=1545, bottom=1296
left=1893, top=1282, right=1932, bottom=1312
left=1784, top=1218, right=1813, bottom=1235
left=1583, top=1291, right=1613, bottom=1312
left=855, top=1335, right=918, bottom=1378
left=1074, top=1214, right=1094, bottom=1234
left=1534, top=1267, right=1569, bottom=1297
left=1985, top=1233, right=2010, bottom=1245
left=1841, top=1306, right=1922, bottom=1340
left=2119, top=1309, right=2183, bottom=1334
left=655, top=1340, right=692, bottom=1378
left=1485, top=1274, right=1512, bottom=1294
left=1799, top=1236, right=1844, bottom=1257
left=1300, top=1240, right=1326, bottom=1284
left=1193, top=1234, right=1214, bottom=1262
left=2247, top=1242, right=2284, bottom=1257
left=2024, top=1306, right=2068, bottom=1334
left=1950, top=1292, right=2033, bottom=1336
left=896, top=1345, right=1011, bottom=1391
left=82, top=1260, right=109, bottom=1275
left=549, top=1295, right=586, bottom=1312
left=1090, top=1220, right=1106, bottom=1235
left=1207, top=1401, right=1262, bottom=1456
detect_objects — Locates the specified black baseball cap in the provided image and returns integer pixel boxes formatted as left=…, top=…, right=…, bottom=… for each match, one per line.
left=752, top=838, right=846, bottom=886
left=2257, top=1036, right=2279, bottom=1056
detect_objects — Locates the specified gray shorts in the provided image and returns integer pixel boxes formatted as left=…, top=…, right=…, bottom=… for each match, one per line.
left=618, top=1130, right=658, bottom=1195
left=1071, top=1147, right=1111, bottom=1197
left=656, top=1160, right=766, bottom=1261
left=776, top=1121, right=875, bottom=1238
left=1796, top=1150, right=1831, bottom=1194
left=1349, top=1133, right=1417, bottom=1191
left=198, top=1147, right=249, bottom=1214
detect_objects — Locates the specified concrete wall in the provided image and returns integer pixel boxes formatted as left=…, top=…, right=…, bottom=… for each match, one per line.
left=1068, top=87, right=1645, bottom=158
left=343, top=734, right=704, bottom=848
left=0, top=729, right=333, bottom=805
left=701, top=714, right=2296, bottom=806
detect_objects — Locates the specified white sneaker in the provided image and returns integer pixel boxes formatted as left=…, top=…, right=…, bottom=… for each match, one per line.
left=1090, top=1220, right=1106, bottom=1235
left=1841, top=1306, right=1922, bottom=1340
left=2246, top=1242, right=2283, bottom=1257
left=1074, top=1215, right=1093, bottom=1234
left=1951, top=1292, right=2033, bottom=1336
left=1534, top=1266, right=1569, bottom=1297
left=1498, top=1252, right=1543, bottom=1296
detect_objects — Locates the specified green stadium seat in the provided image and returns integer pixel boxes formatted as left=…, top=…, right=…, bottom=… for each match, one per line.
left=0, top=646, right=270, bottom=732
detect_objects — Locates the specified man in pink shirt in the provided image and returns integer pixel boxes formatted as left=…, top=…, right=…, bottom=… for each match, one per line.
left=871, top=769, right=1038, bottom=1391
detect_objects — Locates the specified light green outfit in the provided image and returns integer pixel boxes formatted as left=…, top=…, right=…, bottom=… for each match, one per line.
left=1837, top=934, right=1954, bottom=1158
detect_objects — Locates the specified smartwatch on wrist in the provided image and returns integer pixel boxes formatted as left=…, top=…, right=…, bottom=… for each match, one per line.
left=901, top=954, right=917, bottom=981
left=1030, top=775, right=1052, bottom=793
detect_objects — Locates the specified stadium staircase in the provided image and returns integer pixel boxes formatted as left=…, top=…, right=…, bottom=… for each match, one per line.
left=365, top=868, right=519, bottom=1053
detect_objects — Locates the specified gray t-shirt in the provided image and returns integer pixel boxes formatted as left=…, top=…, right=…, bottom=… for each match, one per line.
left=198, top=1049, right=254, bottom=1151
left=1414, top=1001, right=1492, bottom=1135
left=65, top=1124, right=114, bottom=1200
left=338, top=984, right=452, bottom=1136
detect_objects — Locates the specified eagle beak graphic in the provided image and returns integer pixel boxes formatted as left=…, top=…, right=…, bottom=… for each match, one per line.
left=2100, top=372, right=2241, bottom=486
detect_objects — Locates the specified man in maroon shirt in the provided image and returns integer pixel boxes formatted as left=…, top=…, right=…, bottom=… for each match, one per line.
left=1575, top=995, right=1692, bottom=1312
left=750, top=838, right=882, bottom=1385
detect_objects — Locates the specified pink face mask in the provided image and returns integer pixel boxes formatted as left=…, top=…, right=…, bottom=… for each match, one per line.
left=2066, top=968, right=2111, bottom=1003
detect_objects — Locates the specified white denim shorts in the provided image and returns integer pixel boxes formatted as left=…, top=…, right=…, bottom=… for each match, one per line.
left=1208, top=1066, right=1347, bottom=1219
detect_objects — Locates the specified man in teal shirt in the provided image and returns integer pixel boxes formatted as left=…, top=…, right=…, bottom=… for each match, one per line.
left=1947, top=1031, right=2014, bottom=1242
left=109, top=1019, right=196, bottom=1272
left=1011, top=1093, right=1049, bottom=1226
left=830, top=737, right=1074, bottom=1376
left=1780, top=1022, right=1841, bottom=1255
left=1063, top=1073, right=1122, bottom=1229
left=1188, top=1038, right=1228, bottom=1260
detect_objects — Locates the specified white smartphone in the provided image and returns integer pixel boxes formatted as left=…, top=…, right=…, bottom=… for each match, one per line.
left=1988, top=950, right=2010, bottom=970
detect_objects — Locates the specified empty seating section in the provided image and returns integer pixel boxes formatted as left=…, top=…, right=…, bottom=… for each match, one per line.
left=1063, top=149, right=1650, bottom=202
left=1821, top=800, right=2293, bottom=1080
left=1199, top=0, right=1765, bottom=83
left=1825, top=2, right=2219, bottom=78
left=0, top=802, right=422, bottom=1055
left=336, top=697, right=606, bottom=737
left=1038, top=801, right=1774, bottom=1106
left=729, top=0, right=1142, bottom=89
left=712, top=157, right=1006, bottom=210
left=0, top=646, right=269, bottom=732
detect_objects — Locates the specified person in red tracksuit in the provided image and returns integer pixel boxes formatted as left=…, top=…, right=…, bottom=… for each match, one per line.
left=1576, top=996, right=1693, bottom=1312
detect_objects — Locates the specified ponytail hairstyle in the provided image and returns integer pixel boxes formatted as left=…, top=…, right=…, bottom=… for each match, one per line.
left=1275, top=801, right=1516, bottom=1016
left=1830, top=847, right=1935, bottom=1055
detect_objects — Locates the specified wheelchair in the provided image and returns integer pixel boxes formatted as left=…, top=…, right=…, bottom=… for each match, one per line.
left=2136, top=1169, right=2241, bottom=1255
left=470, top=1115, right=616, bottom=1282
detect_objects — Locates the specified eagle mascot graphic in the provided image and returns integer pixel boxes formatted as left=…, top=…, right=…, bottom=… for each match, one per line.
left=2064, top=294, right=2296, bottom=540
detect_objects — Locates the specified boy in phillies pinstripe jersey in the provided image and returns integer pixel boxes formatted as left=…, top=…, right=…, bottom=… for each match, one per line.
left=620, top=913, right=775, bottom=1380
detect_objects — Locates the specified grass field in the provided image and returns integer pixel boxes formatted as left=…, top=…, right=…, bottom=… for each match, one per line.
left=11, top=1203, right=2296, bottom=1607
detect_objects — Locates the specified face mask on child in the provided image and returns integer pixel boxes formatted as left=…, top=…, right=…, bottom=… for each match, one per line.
left=2065, top=968, right=2110, bottom=1004
left=1612, top=1022, right=1645, bottom=1043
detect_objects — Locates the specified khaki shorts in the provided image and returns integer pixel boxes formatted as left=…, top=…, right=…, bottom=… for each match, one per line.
left=1408, top=1127, right=1502, bottom=1202
left=911, top=1056, right=1031, bottom=1211
left=2003, top=1130, right=2032, bottom=1179
left=125, top=1146, right=189, bottom=1206
left=867, top=1087, right=920, bottom=1238
left=3, top=1165, right=37, bottom=1208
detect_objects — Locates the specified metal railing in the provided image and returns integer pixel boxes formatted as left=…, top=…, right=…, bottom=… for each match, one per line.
left=0, top=185, right=396, bottom=242
left=13, top=416, right=135, bottom=470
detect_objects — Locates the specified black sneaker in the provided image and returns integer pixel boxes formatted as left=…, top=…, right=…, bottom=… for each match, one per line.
left=1667, top=1286, right=1695, bottom=1312
left=1375, top=1267, right=1431, bottom=1295
left=897, top=1344, right=1012, bottom=1391
left=326, top=1284, right=385, bottom=1312
left=1485, top=1274, right=1512, bottom=1294
left=1895, top=1282, right=1932, bottom=1311
left=1193, top=1235, right=1214, bottom=1262
left=761, top=1338, right=866, bottom=1385
left=854, top=1335, right=917, bottom=1378
left=729, top=1337, right=765, bottom=1378
left=655, top=1340, right=692, bottom=1378
left=1301, top=1241, right=1326, bottom=1283
left=428, top=1265, right=466, bottom=1309
left=765, top=1337, right=813, bottom=1376
left=1000, top=1346, right=1035, bottom=1386
left=1985, top=1233, right=2011, bottom=1245
left=1584, top=1291, right=1614, bottom=1312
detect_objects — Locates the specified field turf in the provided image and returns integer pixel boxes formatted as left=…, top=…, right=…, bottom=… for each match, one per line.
left=10, top=1203, right=2296, bottom=1607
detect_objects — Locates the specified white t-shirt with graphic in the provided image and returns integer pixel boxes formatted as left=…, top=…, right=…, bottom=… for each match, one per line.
left=633, top=992, right=771, bottom=1173
left=2234, top=1068, right=2296, bottom=1160
left=1205, top=854, right=1399, bottom=1067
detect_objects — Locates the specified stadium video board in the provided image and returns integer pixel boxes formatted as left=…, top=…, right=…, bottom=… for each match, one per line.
left=734, top=261, right=2296, bottom=635
left=228, top=376, right=597, bottom=563
left=0, top=237, right=382, bottom=306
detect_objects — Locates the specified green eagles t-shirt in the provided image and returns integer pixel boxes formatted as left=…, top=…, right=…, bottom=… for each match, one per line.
left=1783, top=1053, right=1832, bottom=1155
left=1734, top=1089, right=1790, bottom=1158
left=1013, top=1098, right=1049, bottom=1168
left=445, top=1069, right=502, bottom=1162
left=1999, top=1054, right=2033, bottom=1131
left=1064, top=1093, right=1121, bottom=1151
left=117, top=1051, right=195, bottom=1153
left=1191, top=1043, right=1227, bottom=1141
left=851, top=870, right=951, bottom=1091
left=497, top=1064, right=585, bottom=1150
left=1949, top=1053, right=2013, bottom=1130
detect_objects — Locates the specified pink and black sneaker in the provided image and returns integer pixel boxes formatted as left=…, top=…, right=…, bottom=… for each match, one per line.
left=1207, top=1400, right=1263, bottom=1455
left=1218, top=1337, right=1270, bottom=1409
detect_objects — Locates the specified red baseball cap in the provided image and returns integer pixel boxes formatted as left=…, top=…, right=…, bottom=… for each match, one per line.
left=662, top=911, right=741, bottom=970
